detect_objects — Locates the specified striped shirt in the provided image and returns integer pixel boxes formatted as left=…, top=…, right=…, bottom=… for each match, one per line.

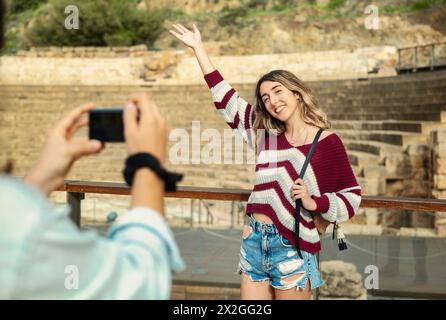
left=204, top=70, right=362, bottom=253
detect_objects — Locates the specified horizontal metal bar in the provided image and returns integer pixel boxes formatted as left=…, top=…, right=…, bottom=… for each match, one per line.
left=57, top=180, right=446, bottom=212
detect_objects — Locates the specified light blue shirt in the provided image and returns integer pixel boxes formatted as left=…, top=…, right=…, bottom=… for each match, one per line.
left=0, top=176, right=185, bottom=299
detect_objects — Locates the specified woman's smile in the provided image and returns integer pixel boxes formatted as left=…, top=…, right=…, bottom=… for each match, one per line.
left=274, top=105, right=286, bottom=114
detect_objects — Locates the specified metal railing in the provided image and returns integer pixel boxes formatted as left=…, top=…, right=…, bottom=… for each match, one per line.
left=57, top=180, right=446, bottom=300
left=397, top=41, right=446, bottom=72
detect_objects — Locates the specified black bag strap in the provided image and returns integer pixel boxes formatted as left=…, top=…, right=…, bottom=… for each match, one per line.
left=294, top=128, right=324, bottom=259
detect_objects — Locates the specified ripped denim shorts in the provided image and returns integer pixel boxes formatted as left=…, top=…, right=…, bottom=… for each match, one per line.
left=237, top=215, right=324, bottom=291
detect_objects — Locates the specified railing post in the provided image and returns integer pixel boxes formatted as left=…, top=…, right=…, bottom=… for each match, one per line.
left=237, top=203, right=242, bottom=226
left=198, top=199, right=202, bottom=225
left=431, top=44, right=435, bottom=70
left=230, top=201, right=235, bottom=229
left=67, top=192, right=85, bottom=228
left=190, top=199, right=194, bottom=228
left=412, top=47, right=418, bottom=72
left=397, top=49, right=401, bottom=72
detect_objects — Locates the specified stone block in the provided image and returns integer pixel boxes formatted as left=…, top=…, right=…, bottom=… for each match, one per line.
left=409, top=167, right=428, bottom=180
left=365, top=208, right=380, bottom=225
left=130, top=44, right=148, bottom=52
left=435, top=157, right=446, bottom=174
left=385, top=180, right=404, bottom=197
left=409, top=211, right=434, bottom=228
left=398, top=227, right=437, bottom=237
left=362, top=165, right=386, bottom=178
left=402, top=179, right=429, bottom=197
left=406, top=144, right=428, bottom=156
left=434, top=174, right=446, bottom=189
left=358, top=177, right=386, bottom=195
left=432, top=189, right=446, bottom=199
left=409, top=154, right=426, bottom=168
left=431, top=128, right=446, bottom=144
left=437, top=224, right=446, bottom=237
left=434, top=144, right=446, bottom=156
left=319, top=260, right=366, bottom=299
left=434, top=213, right=446, bottom=223
left=435, top=218, right=446, bottom=226
left=385, top=153, right=411, bottom=179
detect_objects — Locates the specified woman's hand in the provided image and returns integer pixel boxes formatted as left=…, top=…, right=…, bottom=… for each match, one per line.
left=291, top=178, right=317, bottom=211
left=24, top=104, right=104, bottom=196
left=169, top=23, right=202, bottom=50
left=169, top=23, right=215, bottom=75
left=313, top=213, right=331, bottom=235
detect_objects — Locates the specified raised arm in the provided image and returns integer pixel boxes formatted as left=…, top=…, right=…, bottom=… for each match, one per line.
left=169, top=23, right=215, bottom=75
left=170, top=24, right=256, bottom=148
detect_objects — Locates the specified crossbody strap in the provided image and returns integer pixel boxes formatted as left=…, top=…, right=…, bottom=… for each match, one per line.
left=294, top=128, right=324, bottom=258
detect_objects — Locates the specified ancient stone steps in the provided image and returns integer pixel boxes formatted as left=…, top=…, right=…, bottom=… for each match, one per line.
left=330, top=111, right=443, bottom=121
left=343, top=95, right=446, bottom=107
left=347, top=151, right=381, bottom=168
left=331, top=120, right=446, bottom=134
left=343, top=139, right=403, bottom=159
left=326, top=103, right=446, bottom=115
left=336, top=129, right=429, bottom=146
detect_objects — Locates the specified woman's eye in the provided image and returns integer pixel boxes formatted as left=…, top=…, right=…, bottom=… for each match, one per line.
left=276, top=90, right=282, bottom=93
left=263, top=98, right=269, bottom=103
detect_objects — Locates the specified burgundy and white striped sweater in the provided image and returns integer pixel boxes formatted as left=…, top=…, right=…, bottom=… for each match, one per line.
left=204, top=70, right=362, bottom=253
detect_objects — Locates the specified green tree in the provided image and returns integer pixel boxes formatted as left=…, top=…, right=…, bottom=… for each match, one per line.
left=24, top=0, right=170, bottom=47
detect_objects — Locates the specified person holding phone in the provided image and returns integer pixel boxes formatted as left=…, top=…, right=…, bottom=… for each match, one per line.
left=170, top=23, right=361, bottom=300
left=0, top=3, right=184, bottom=297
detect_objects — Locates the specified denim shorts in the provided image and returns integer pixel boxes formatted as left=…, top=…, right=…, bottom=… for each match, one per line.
left=237, top=215, right=324, bottom=290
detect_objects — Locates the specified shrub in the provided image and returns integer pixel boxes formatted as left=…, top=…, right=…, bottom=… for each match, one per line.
left=23, top=0, right=170, bottom=47
left=9, top=0, right=47, bottom=14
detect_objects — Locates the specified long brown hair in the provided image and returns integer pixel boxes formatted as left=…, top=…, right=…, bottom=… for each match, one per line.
left=253, top=70, right=331, bottom=135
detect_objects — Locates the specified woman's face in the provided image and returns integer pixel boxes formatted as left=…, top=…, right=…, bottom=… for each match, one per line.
left=259, top=81, right=300, bottom=122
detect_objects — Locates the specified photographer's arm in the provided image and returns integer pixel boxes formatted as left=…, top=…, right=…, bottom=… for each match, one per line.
left=124, top=94, right=168, bottom=214
left=24, top=104, right=103, bottom=196
left=131, top=169, right=164, bottom=215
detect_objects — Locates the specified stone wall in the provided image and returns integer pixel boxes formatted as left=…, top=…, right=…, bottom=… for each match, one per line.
left=432, top=128, right=446, bottom=236
left=155, top=46, right=398, bottom=84
left=15, top=45, right=152, bottom=58
left=0, top=45, right=397, bottom=85
left=0, top=56, right=147, bottom=86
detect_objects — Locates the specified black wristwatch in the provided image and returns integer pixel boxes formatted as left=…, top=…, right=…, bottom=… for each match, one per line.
left=123, top=153, right=183, bottom=192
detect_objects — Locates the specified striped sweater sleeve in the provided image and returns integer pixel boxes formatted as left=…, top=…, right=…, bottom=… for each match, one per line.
left=204, top=70, right=256, bottom=148
left=310, top=135, right=362, bottom=223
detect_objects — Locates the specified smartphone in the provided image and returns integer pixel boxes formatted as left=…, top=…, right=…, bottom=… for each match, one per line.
left=89, top=108, right=124, bottom=142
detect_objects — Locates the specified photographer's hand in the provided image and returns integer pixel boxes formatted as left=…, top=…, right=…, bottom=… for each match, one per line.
left=124, top=94, right=168, bottom=214
left=24, top=104, right=104, bottom=196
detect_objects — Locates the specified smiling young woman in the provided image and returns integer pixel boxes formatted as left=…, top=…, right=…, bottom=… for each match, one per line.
left=170, top=23, right=362, bottom=300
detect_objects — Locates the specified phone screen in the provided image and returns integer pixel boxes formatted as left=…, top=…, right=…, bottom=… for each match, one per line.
left=89, top=108, right=124, bottom=142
